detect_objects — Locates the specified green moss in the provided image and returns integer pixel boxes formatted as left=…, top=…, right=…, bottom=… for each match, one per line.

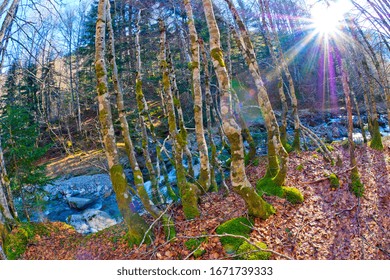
left=216, top=217, right=252, bottom=253
left=236, top=241, right=271, bottom=260
left=292, top=129, right=301, bottom=151
left=162, top=215, right=176, bottom=241
left=312, top=153, right=319, bottom=159
left=350, top=170, right=364, bottom=197
left=257, top=177, right=303, bottom=204
left=5, top=222, right=51, bottom=260
left=282, top=187, right=304, bottom=204
left=256, top=177, right=284, bottom=197
left=369, top=121, right=384, bottom=150
left=187, top=61, right=199, bottom=71
left=296, top=164, right=304, bottom=171
left=328, top=173, right=340, bottom=189
left=181, top=183, right=200, bottom=219
left=184, top=237, right=206, bottom=257
left=210, top=48, right=226, bottom=67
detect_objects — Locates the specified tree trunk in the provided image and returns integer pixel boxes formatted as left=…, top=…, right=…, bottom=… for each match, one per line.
left=200, top=39, right=226, bottom=192
left=159, top=18, right=200, bottom=219
left=202, top=0, right=275, bottom=218
left=338, top=55, right=364, bottom=197
left=134, top=10, right=162, bottom=205
left=260, top=0, right=301, bottom=151
left=253, top=4, right=288, bottom=149
left=184, top=0, right=211, bottom=192
left=95, top=0, right=150, bottom=246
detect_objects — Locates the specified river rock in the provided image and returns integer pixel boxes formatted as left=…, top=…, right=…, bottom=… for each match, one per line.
left=67, top=209, right=118, bottom=234
left=67, top=197, right=95, bottom=210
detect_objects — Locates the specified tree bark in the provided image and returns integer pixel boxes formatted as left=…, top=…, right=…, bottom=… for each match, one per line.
left=95, top=0, right=149, bottom=246
left=159, top=18, right=200, bottom=219
left=184, top=0, right=211, bottom=192
left=202, top=0, right=275, bottom=218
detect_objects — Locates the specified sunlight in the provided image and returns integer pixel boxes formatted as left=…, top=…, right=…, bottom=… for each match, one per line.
left=310, top=1, right=348, bottom=36
left=311, top=8, right=340, bottom=35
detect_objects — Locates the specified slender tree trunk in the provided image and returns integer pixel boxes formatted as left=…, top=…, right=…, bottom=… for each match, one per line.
left=200, top=39, right=226, bottom=192
left=202, top=0, right=275, bottom=218
left=184, top=0, right=211, bottom=192
left=134, top=10, right=162, bottom=205
left=224, top=0, right=288, bottom=185
left=260, top=0, right=301, bottom=151
left=106, top=2, right=175, bottom=238
left=159, top=18, right=200, bottom=219
left=253, top=5, right=288, bottom=149
left=0, top=0, right=20, bottom=45
left=0, top=136, right=16, bottom=218
left=95, top=0, right=149, bottom=246
left=338, top=55, right=364, bottom=197
left=166, top=45, right=195, bottom=180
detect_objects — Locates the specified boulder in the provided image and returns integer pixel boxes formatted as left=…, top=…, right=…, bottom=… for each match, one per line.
left=83, top=209, right=117, bottom=233
left=67, top=197, right=95, bottom=210
left=67, top=210, right=117, bottom=234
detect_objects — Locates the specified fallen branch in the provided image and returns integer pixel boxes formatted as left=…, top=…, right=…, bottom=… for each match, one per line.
left=335, top=204, right=357, bottom=216
left=302, top=165, right=356, bottom=185
left=178, top=233, right=294, bottom=260
left=139, top=204, right=173, bottom=247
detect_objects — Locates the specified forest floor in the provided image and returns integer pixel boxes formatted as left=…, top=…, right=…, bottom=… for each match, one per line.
left=19, top=138, right=390, bottom=260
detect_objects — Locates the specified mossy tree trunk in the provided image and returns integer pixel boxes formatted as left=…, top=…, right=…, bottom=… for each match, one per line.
left=134, top=10, right=162, bottom=205
left=353, top=20, right=390, bottom=129
left=200, top=39, right=227, bottom=192
left=338, top=54, right=364, bottom=197
left=202, top=0, right=275, bottom=219
left=254, top=4, right=288, bottom=149
left=224, top=0, right=288, bottom=185
left=0, top=138, right=16, bottom=219
left=106, top=3, right=174, bottom=238
left=159, top=18, right=200, bottom=219
left=166, top=44, right=195, bottom=180
left=224, top=0, right=303, bottom=204
left=95, top=0, right=150, bottom=246
left=184, top=0, right=211, bottom=191
left=260, top=0, right=301, bottom=151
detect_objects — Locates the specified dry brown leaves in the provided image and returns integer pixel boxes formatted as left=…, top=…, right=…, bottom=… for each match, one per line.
left=22, top=140, right=389, bottom=260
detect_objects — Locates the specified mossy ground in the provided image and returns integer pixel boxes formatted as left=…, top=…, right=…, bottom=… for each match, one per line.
left=4, top=222, right=53, bottom=259
left=215, top=217, right=253, bottom=253
left=328, top=173, right=340, bottom=189
left=236, top=241, right=271, bottom=260
left=256, top=177, right=304, bottom=204
left=184, top=237, right=206, bottom=258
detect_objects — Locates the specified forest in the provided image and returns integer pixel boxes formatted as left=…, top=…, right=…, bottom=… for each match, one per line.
left=0, top=0, right=388, bottom=260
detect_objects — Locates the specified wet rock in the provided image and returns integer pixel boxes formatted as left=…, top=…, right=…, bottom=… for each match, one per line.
left=67, top=209, right=118, bottom=234
left=67, top=197, right=95, bottom=210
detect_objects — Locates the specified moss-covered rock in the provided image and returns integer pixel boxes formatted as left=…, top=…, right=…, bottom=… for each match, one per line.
left=236, top=241, right=271, bottom=260
left=216, top=217, right=253, bottom=253
left=328, top=173, right=340, bottom=189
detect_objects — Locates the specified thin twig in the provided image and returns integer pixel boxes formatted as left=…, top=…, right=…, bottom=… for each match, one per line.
left=139, top=204, right=173, bottom=247
left=302, top=166, right=357, bottom=185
